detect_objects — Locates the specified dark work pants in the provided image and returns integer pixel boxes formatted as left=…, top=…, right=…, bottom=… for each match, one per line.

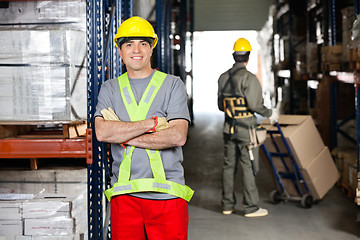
left=221, top=135, right=260, bottom=214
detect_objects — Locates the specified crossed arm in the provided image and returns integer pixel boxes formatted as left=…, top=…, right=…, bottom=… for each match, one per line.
left=95, top=116, right=188, bottom=150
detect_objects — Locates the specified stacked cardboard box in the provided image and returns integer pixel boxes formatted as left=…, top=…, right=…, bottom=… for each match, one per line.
left=0, top=196, right=86, bottom=240
left=332, top=147, right=358, bottom=198
left=0, top=168, right=87, bottom=240
left=0, top=201, right=22, bottom=240
left=0, top=168, right=87, bottom=195
left=0, top=28, right=87, bottom=122
left=0, top=0, right=85, bottom=26
left=262, top=115, right=340, bottom=200
left=0, top=0, right=86, bottom=122
left=321, top=45, right=343, bottom=71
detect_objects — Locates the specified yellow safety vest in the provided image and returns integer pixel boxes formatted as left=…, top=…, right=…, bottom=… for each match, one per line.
left=104, top=71, right=194, bottom=202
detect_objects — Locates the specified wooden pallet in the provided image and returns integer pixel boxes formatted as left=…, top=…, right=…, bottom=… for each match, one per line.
left=0, top=120, right=87, bottom=139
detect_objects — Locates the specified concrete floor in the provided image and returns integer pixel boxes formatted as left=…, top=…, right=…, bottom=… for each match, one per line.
left=183, top=112, right=360, bottom=240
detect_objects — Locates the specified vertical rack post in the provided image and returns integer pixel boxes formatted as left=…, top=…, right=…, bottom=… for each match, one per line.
left=288, top=0, right=294, bottom=114
left=355, top=0, right=360, bottom=173
left=156, top=0, right=173, bottom=73
left=329, top=0, right=338, bottom=149
left=86, top=0, right=105, bottom=239
left=86, top=0, right=132, bottom=239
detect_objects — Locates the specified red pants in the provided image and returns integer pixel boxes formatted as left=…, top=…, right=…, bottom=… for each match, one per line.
left=110, top=195, right=189, bottom=240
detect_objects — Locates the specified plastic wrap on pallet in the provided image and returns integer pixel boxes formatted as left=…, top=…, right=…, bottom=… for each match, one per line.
left=0, top=168, right=87, bottom=196
left=351, top=14, right=360, bottom=49
left=0, top=169, right=88, bottom=239
left=0, top=65, right=86, bottom=121
left=258, top=5, right=276, bottom=109
left=0, top=0, right=86, bottom=30
left=24, top=217, right=74, bottom=236
left=341, top=6, right=355, bottom=62
left=0, top=0, right=86, bottom=122
left=0, top=29, right=85, bottom=65
left=0, top=28, right=86, bottom=121
left=0, top=220, right=22, bottom=238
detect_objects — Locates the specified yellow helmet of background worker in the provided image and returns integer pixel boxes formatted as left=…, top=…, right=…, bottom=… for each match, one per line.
left=233, top=38, right=252, bottom=52
left=114, top=16, right=158, bottom=48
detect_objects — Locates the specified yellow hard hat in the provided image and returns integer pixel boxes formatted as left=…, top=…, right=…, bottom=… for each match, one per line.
left=114, top=16, right=158, bottom=48
left=233, top=38, right=252, bottom=52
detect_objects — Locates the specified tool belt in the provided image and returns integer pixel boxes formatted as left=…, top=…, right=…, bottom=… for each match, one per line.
left=248, top=125, right=267, bottom=149
left=223, top=96, right=253, bottom=119
left=224, top=116, right=250, bottom=136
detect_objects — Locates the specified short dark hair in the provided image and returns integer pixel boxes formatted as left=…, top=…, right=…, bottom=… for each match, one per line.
left=116, top=37, right=154, bottom=48
left=233, top=51, right=250, bottom=63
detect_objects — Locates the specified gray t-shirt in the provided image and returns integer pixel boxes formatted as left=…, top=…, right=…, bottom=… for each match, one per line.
left=94, top=70, right=190, bottom=200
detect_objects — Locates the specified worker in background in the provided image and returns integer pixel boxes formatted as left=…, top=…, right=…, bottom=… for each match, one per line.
left=217, top=38, right=278, bottom=217
left=94, top=16, right=193, bottom=240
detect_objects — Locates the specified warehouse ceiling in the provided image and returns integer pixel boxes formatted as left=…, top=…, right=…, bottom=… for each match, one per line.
left=194, top=0, right=274, bottom=31
left=134, top=0, right=274, bottom=31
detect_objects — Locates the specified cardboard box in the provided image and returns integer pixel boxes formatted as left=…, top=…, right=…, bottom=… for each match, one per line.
left=0, top=1, right=86, bottom=25
left=0, top=220, right=22, bottom=238
left=15, top=237, right=31, bottom=240
left=342, top=158, right=358, bottom=193
left=24, top=217, right=74, bottom=236
left=15, top=236, right=33, bottom=240
left=0, top=236, right=29, bottom=240
left=301, top=147, right=340, bottom=200
left=23, top=194, right=87, bottom=235
left=262, top=115, right=325, bottom=169
left=321, top=45, right=343, bottom=63
left=0, top=201, right=22, bottom=220
left=0, top=168, right=87, bottom=196
left=264, top=147, right=339, bottom=200
left=31, top=235, right=83, bottom=240
left=22, top=200, right=71, bottom=219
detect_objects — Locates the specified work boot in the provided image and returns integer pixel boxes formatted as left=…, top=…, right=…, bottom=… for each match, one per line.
left=244, top=208, right=268, bottom=217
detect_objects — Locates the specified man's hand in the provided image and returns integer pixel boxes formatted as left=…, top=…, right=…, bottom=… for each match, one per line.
left=100, top=107, right=128, bottom=147
left=269, top=109, right=279, bottom=124
left=101, top=107, right=120, bottom=121
left=147, top=116, right=169, bottom=132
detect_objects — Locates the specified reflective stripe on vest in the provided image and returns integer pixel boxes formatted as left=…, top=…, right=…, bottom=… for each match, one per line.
left=104, top=71, right=194, bottom=202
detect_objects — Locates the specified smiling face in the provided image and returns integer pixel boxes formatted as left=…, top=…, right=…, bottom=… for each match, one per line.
left=118, top=39, right=153, bottom=78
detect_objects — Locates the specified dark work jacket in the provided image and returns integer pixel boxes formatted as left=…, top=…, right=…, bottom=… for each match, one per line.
left=217, top=62, right=272, bottom=142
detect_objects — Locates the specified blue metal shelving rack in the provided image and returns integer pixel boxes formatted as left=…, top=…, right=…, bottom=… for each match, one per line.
left=355, top=0, right=360, bottom=181
left=329, top=0, right=360, bottom=174
left=86, top=0, right=132, bottom=239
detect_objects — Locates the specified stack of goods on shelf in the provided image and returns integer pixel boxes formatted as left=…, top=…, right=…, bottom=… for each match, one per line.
left=0, top=196, right=87, bottom=240
left=332, top=147, right=358, bottom=200
left=348, top=9, right=360, bottom=70
left=321, top=6, right=354, bottom=72
left=0, top=168, right=88, bottom=240
left=0, top=0, right=87, bottom=122
left=321, top=45, right=343, bottom=72
left=342, top=6, right=355, bottom=68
